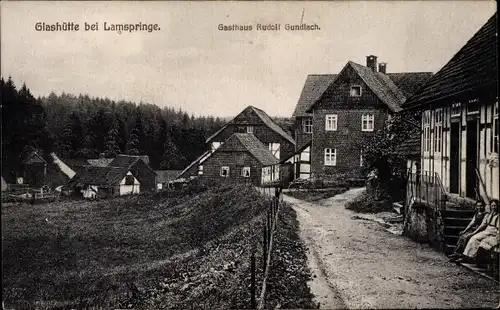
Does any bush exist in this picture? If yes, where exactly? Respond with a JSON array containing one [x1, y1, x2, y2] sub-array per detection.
[[345, 190, 393, 213]]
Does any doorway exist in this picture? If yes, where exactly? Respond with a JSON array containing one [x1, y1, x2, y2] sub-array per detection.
[[465, 119, 478, 199], [450, 122, 460, 194]]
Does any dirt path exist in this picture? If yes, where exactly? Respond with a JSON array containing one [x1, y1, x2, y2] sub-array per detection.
[[284, 188, 499, 309]]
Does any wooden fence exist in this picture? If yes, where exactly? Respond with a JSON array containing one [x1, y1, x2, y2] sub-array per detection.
[[406, 171, 447, 211], [249, 192, 281, 309]]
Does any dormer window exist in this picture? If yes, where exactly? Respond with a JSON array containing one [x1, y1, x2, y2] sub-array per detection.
[[350, 85, 362, 97], [246, 126, 254, 134]]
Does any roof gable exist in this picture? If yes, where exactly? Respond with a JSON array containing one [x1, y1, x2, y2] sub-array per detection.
[[21, 151, 47, 165], [206, 106, 295, 145], [216, 133, 279, 166], [108, 154, 150, 168], [403, 13, 497, 108], [292, 74, 337, 117]]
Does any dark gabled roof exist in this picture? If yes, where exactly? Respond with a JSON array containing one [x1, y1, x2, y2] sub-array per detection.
[[59, 158, 89, 173], [206, 106, 295, 145], [222, 133, 280, 166], [155, 170, 182, 183], [108, 154, 150, 168], [387, 72, 434, 98], [68, 166, 131, 187], [280, 140, 312, 164], [87, 158, 114, 167], [393, 129, 421, 158], [349, 61, 407, 112], [293, 74, 337, 117], [21, 151, 47, 165], [403, 13, 497, 109], [306, 62, 433, 113]]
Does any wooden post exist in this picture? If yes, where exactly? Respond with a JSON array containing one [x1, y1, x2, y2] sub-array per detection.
[[251, 251, 256, 309], [263, 225, 268, 272]]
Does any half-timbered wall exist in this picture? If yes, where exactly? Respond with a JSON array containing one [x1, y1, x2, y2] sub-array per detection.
[[420, 96, 499, 200]]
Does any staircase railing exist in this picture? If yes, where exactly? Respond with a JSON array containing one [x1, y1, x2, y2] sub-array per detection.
[[406, 170, 447, 211]]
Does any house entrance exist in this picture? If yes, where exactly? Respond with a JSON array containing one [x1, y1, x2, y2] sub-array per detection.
[[450, 122, 460, 194], [465, 119, 478, 199]]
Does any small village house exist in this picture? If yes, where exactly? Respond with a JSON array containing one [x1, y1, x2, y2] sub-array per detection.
[[178, 105, 294, 180], [198, 133, 280, 186], [21, 150, 48, 187], [67, 165, 140, 199], [108, 154, 158, 192], [303, 57, 432, 181], [403, 13, 498, 202]]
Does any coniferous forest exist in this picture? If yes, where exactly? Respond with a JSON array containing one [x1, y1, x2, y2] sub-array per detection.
[[1, 76, 229, 181]]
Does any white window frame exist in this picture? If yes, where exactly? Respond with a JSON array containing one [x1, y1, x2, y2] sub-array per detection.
[[423, 110, 431, 152], [434, 108, 443, 153], [467, 99, 480, 115], [198, 165, 204, 175], [241, 166, 251, 178], [302, 118, 313, 134], [220, 166, 230, 177], [324, 148, 337, 166], [361, 114, 374, 132], [350, 85, 362, 97], [493, 100, 499, 154], [325, 114, 338, 131], [246, 126, 254, 134], [451, 102, 461, 117]]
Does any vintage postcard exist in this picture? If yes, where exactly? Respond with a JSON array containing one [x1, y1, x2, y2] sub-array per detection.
[[1, 1, 498, 309]]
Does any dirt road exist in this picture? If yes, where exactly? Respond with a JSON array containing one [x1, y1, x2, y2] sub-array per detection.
[[284, 188, 499, 309]]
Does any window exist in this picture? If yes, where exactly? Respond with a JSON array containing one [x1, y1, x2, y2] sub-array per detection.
[[467, 99, 479, 114], [361, 114, 374, 131], [325, 114, 338, 131], [220, 166, 229, 177], [324, 148, 337, 166], [302, 118, 313, 133], [246, 126, 254, 134], [451, 102, 461, 117], [125, 174, 134, 185], [241, 166, 251, 177], [198, 165, 204, 175], [434, 109, 443, 153], [268, 143, 280, 159], [492, 100, 499, 154], [350, 85, 362, 97], [212, 142, 221, 152], [423, 110, 431, 152]]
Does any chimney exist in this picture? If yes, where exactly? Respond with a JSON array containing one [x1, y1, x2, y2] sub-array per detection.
[[378, 62, 387, 74], [366, 55, 378, 71]]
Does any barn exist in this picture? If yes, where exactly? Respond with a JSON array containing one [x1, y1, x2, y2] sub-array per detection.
[[67, 166, 140, 199]]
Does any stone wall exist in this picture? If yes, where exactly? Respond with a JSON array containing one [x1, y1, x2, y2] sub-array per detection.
[[403, 199, 444, 250]]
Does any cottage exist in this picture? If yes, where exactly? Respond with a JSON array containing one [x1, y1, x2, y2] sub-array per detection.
[[199, 133, 280, 186], [304, 57, 432, 180], [403, 13, 498, 202], [21, 150, 48, 187], [178, 105, 294, 181], [68, 165, 140, 199], [108, 154, 157, 192]]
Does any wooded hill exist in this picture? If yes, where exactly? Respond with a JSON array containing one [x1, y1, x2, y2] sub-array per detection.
[[1, 76, 294, 182]]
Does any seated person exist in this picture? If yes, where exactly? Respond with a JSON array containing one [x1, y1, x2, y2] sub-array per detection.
[[458, 200, 499, 263], [449, 200, 486, 260]]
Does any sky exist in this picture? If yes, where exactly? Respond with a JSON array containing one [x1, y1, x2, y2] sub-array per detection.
[[1, 1, 496, 117]]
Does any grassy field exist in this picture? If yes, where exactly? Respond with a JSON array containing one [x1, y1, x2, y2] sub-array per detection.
[[2, 183, 316, 309]]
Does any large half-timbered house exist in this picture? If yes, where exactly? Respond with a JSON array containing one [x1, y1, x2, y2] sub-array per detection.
[[403, 13, 498, 201]]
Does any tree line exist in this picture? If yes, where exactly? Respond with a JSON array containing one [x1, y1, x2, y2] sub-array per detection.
[[1, 76, 228, 181]]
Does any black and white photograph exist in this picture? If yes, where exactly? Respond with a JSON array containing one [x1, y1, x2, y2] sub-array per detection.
[[1, 1, 498, 309]]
